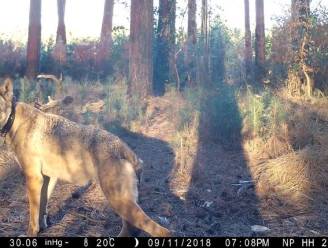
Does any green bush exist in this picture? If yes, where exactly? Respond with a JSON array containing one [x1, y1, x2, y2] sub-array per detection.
[[241, 86, 287, 139], [203, 85, 242, 147]]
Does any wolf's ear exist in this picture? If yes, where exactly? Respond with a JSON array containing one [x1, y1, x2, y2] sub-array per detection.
[[0, 78, 13, 100]]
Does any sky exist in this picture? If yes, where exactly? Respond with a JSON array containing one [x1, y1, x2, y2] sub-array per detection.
[[0, 0, 327, 42]]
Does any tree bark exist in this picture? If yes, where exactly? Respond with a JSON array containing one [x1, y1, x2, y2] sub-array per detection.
[[290, 0, 313, 96], [244, 0, 252, 79], [26, 0, 42, 79], [200, 0, 209, 84], [53, 0, 67, 65], [255, 0, 265, 81], [129, 0, 153, 98], [185, 0, 197, 86], [56, 0, 66, 45], [154, 0, 176, 96], [97, 0, 114, 67]]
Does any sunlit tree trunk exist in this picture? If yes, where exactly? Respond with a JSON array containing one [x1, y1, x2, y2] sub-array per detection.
[[129, 0, 153, 98], [255, 0, 265, 81], [53, 0, 67, 66], [185, 0, 197, 86], [56, 0, 66, 45], [154, 0, 176, 96], [26, 0, 41, 79], [96, 0, 114, 67], [290, 0, 313, 96], [244, 0, 252, 80]]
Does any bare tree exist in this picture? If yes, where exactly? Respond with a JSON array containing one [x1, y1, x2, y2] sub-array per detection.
[[244, 0, 252, 80], [26, 0, 42, 79], [154, 0, 176, 96], [255, 0, 265, 81], [129, 0, 154, 98], [96, 0, 114, 67]]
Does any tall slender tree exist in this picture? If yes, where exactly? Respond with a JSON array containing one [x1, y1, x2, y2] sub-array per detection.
[[56, 0, 66, 45], [185, 0, 197, 86], [200, 0, 209, 84], [26, 0, 42, 79], [53, 0, 67, 66], [255, 0, 265, 81], [244, 0, 252, 79], [96, 0, 114, 67], [129, 0, 154, 98], [154, 0, 176, 96], [290, 0, 313, 96]]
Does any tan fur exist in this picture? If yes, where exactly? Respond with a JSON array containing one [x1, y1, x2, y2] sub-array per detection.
[[0, 79, 170, 237]]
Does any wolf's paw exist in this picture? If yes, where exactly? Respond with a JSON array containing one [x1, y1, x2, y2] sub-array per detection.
[[39, 215, 48, 231]]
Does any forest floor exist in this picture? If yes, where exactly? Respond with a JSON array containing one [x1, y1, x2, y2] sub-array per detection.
[[0, 95, 327, 237]]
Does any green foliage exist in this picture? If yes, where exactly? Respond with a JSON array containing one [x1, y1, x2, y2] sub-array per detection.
[[270, 7, 328, 91], [175, 84, 243, 149], [105, 78, 145, 126], [201, 85, 242, 147], [175, 87, 202, 131], [241, 86, 287, 139], [0, 39, 26, 77], [16, 78, 37, 103], [243, 86, 266, 136], [209, 18, 227, 84]]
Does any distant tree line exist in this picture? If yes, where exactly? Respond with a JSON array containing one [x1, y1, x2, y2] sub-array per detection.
[[0, 0, 327, 98]]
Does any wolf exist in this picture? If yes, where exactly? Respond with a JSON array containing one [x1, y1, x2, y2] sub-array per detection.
[[0, 79, 170, 237]]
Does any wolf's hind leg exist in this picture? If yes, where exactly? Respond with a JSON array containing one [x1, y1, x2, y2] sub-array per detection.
[[39, 175, 57, 231], [98, 159, 170, 237], [118, 220, 141, 237]]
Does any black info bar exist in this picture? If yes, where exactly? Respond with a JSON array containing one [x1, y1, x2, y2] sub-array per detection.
[[0, 237, 326, 248]]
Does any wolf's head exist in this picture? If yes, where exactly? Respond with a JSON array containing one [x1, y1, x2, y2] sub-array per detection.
[[0, 78, 14, 130]]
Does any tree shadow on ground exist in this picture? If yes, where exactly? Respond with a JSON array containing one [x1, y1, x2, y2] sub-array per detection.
[[185, 85, 264, 236]]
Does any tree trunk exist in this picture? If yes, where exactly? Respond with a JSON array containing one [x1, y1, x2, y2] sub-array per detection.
[[154, 0, 176, 96], [97, 0, 114, 67], [185, 0, 197, 87], [26, 0, 42, 79], [53, 0, 67, 66], [255, 0, 265, 81], [244, 0, 252, 80], [200, 0, 209, 84], [129, 0, 153, 98], [290, 0, 313, 96], [291, 0, 310, 53], [56, 0, 66, 45]]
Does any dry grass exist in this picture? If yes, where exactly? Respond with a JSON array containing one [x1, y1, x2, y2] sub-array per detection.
[[243, 88, 328, 217], [251, 145, 328, 214], [3, 78, 328, 234], [169, 113, 200, 199]]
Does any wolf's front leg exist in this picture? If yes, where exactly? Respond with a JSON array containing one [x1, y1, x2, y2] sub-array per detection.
[[26, 174, 44, 237]]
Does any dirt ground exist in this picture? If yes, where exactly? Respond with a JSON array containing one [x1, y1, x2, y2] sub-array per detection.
[[0, 98, 327, 237]]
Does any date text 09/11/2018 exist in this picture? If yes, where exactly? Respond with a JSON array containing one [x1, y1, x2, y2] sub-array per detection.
[[4, 237, 328, 248]]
